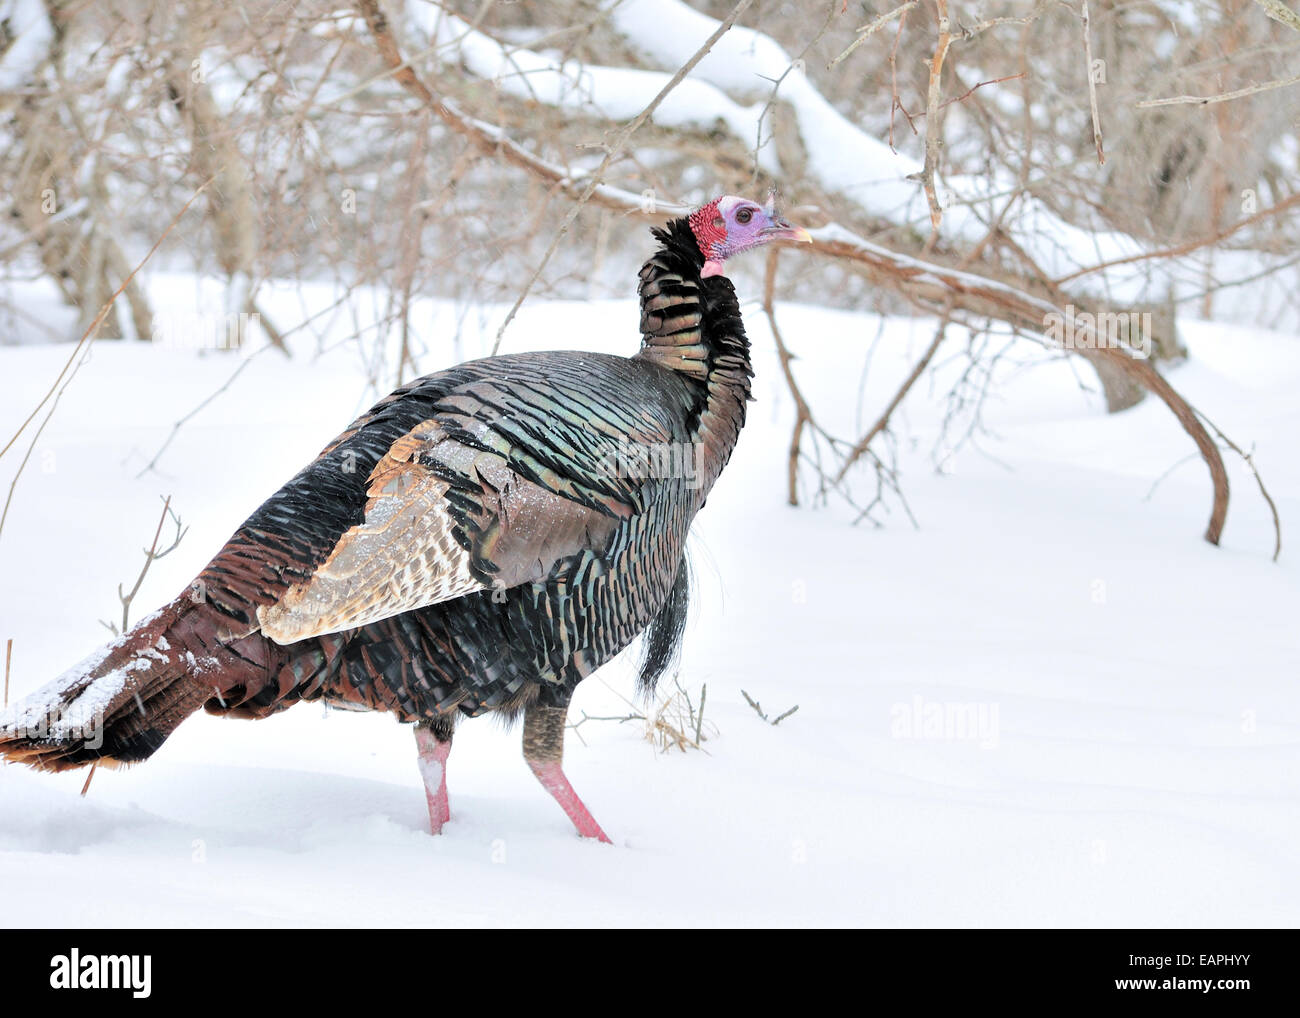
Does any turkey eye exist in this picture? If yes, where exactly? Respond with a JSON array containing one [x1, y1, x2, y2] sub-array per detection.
[[736, 208, 753, 224]]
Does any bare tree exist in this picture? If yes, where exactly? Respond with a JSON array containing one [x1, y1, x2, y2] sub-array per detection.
[[1, 0, 1292, 553]]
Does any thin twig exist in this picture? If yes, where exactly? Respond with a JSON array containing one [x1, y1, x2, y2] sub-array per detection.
[[568, 676, 714, 753], [136, 350, 268, 478], [741, 689, 799, 726], [763, 248, 813, 505], [922, 0, 953, 235], [834, 314, 950, 485], [1194, 413, 1283, 562], [752, 2, 839, 183], [109, 496, 188, 634], [1143, 452, 1200, 502], [887, 5, 916, 149], [0, 180, 213, 542], [1137, 71, 1300, 107], [1080, 0, 1105, 164], [952, 0, 1051, 40], [929, 72, 1027, 113], [827, 1, 917, 69], [825, 207, 1004, 492], [1054, 192, 1300, 286], [803, 226, 1231, 545]]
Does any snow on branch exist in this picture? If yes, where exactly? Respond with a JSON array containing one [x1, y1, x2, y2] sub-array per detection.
[[409, 2, 779, 173], [356, 0, 690, 216], [609, 0, 1297, 326]]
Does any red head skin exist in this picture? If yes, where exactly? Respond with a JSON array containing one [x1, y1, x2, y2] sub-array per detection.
[[687, 195, 812, 277]]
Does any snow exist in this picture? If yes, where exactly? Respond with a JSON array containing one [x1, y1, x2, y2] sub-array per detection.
[[417, 758, 444, 790], [615, 0, 921, 210], [414, 6, 779, 173], [0, 0, 53, 91], [0, 270, 1297, 927]]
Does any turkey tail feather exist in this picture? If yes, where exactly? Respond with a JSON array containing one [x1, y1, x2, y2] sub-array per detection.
[[637, 553, 691, 696], [0, 594, 212, 771]]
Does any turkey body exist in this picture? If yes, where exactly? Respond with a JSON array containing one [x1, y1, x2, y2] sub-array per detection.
[[210, 348, 727, 726], [0, 210, 778, 840]]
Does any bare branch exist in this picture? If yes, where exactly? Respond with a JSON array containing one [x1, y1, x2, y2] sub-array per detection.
[[805, 223, 1232, 545], [136, 349, 270, 479], [922, 0, 954, 235], [1256, 0, 1300, 33], [568, 677, 714, 753], [109, 496, 189, 634], [827, 1, 917, 69], [953, 0, 1051, 40], [933, 72, 1027, 112], [763, 248, 815, 506], [888, 4, 917, 150], [741, 689, 800, 726], [1137, 72, 1300, 108], [1194, 414, 1284, 562], [833, 315, 949, 485], [1080, 0, 1105, 164], [352, 0, 691, 217], [1055, 191, 1300, 286]]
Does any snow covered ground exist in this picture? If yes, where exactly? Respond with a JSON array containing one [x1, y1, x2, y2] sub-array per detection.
[[0, 273, 1296, 927]]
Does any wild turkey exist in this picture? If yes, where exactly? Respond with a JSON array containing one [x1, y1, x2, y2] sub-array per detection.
[[0, 195, 810, 841]]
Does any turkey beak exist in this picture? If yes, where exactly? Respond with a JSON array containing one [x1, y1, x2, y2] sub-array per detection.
[[761, 216, 813, 244]]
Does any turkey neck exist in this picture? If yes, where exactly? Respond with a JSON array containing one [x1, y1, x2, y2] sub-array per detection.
[[634, 217, 754, 493]]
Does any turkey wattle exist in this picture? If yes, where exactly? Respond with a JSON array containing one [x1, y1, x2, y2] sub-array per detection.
[[0, 195, 811, 842]]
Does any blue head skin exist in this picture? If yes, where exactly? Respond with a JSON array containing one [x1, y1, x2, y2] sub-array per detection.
[[688, 195, 812, 277]]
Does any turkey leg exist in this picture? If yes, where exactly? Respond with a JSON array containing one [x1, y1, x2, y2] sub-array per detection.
[[414, 722, 452, 835], [522, 701, 612, 843]]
